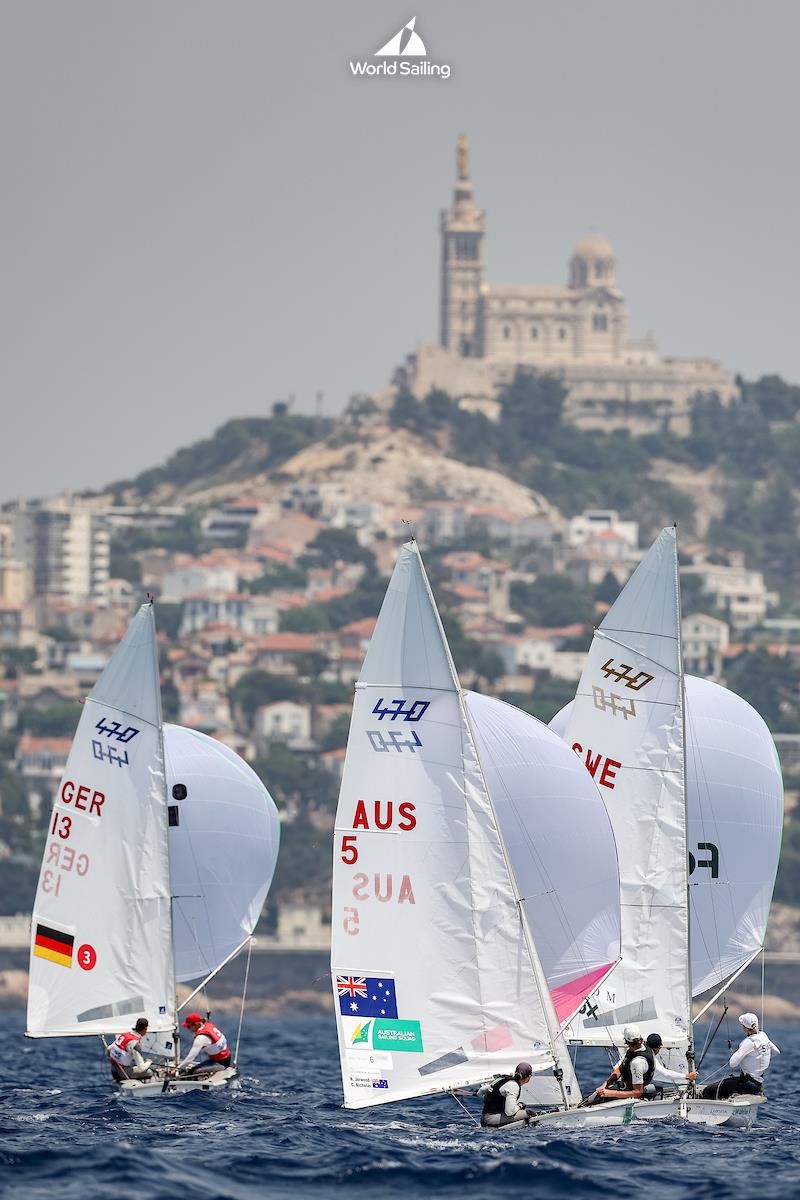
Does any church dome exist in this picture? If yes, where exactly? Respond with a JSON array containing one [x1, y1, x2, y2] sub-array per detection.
[[572, 233, 615, 260], [569, 233, 617, 289]]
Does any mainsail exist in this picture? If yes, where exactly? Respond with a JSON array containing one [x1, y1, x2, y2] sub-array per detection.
[[558, 527, 690, 1047], [464, 691, 620, 1023], [27, 602, 175, 1037], [164, 725, 281, 983], [331, 542, 578, 1108]]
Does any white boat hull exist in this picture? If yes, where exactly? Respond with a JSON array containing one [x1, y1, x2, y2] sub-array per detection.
[[528, 1091, 765, 1130], [679, 1093, 765, 1128], [118, 1066, 239, 1098], [530, 1096, 675, 1129]]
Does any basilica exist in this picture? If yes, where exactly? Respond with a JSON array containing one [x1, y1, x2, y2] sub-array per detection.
[[401, 137, 736, 434]]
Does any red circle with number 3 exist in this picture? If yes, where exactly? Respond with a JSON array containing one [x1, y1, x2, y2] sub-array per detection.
[[77, 944, 97, 971]]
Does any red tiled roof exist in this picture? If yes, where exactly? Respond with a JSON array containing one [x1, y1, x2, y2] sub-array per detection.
[[257, 633, 318, 652], [18, 735, 73, 754]]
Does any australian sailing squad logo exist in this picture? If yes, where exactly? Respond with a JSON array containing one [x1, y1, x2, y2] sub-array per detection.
[[349, 16, 451, 80]]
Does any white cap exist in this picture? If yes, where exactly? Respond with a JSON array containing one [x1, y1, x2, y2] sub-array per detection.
[[622, 1024, 642, 1043], [739, 1013, 758, 1031]]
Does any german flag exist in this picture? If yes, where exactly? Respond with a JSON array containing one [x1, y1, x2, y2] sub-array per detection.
[[33, 923, 74, 969]]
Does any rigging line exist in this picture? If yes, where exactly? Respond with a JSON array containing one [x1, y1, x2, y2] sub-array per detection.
[[697, 1002, 728, 1069], [233, 937, 253, 1067], [761, 946, 765, 1030], [449, 1088, 481, 1128]]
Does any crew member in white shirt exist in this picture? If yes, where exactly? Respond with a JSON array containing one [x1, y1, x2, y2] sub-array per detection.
[[645, 1033, 698, 1090], [701, 1013, 779, 1100], [478, 1062, 533, 1127]]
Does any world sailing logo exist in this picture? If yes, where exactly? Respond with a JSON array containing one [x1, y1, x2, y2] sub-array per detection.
[[349, 15, 451, 79], [375, 15, 426, 56]]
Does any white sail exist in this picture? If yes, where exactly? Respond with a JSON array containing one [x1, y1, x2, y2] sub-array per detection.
[[27, 603, 175, 1037], [164, 725, 280, 982], [331, 542, 577, 1109], [464, 691, 620, 1024], [551, 676, 783, 999], [683, 676, 782, 993], [559, 527, 690, 1047]]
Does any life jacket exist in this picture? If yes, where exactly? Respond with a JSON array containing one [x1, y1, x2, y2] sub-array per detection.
[[482, 1074, 517, 1116], [109, 1031, 140, 1067], [619, 1045, 655, 1089], [195, 1021, 229, 1061]]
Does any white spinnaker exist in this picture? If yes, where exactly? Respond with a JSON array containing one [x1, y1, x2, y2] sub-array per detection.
[[685, 678, 783, 993], [331, 542, 578, 1109], [164, 725, 281, 982], [464, 691, 620, 1024], [551, 677, 783, 998], [559, 527, 690, 1047], [27, 603, 175, 1037]]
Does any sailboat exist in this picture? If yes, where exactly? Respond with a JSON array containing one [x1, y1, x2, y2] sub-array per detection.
[[549, 526, 783, 1127], [25, 600, 280, 1096], [331, 539, 643, 1125]]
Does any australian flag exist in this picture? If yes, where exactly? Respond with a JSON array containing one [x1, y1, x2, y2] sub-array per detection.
[[336, 975, 398, 1019]]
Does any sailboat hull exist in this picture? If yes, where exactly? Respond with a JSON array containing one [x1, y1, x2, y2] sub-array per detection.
[[528, 1092, 764, 1129], [529, 1096, 676, 1129], [117, 1066, 240, 1098], [679, 1093, 765, 1128]]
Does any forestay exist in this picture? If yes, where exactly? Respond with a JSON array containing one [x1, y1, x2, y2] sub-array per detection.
[[464, 691, 620, 1024], [559, 527, 690, 1047], [165, 725, 281, 982], [551, 679, 783, 1001], [27, 603, 175, 1038], [331, 542, 577, 1109]]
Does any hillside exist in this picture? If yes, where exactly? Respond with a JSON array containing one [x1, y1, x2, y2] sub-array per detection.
[[103, 370, 800, 604]]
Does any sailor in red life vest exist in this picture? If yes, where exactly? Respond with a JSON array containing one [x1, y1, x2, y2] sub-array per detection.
[[177, 1012, 232, 1074], [108, 1017, 153, 1083]]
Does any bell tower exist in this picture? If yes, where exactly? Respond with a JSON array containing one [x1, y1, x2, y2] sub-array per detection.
[[440, 134, 486, 357]]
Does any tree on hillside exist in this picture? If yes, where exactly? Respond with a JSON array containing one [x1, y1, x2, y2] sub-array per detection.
[[725, 650, 800, 732], [17, 704, 80, 738], [230, 671, 302, 725], [303, 527, 375, 568], [743, 375, 800, 423], [510, 575, 594, 627]]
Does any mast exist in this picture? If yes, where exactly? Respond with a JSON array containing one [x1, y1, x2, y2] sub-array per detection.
[[415, 541, 571, 1107], [673, 528, 694, 1068], [151, 596, 180, 1070]]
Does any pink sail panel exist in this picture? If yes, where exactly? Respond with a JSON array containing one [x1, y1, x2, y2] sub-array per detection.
[[551, 963, 615, 1023]]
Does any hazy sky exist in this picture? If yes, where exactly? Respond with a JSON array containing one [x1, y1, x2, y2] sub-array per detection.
[[2, 1, 798, 503]]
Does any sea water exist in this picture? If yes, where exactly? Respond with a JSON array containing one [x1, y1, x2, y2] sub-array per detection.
[[1, 1012, 798, 1199]]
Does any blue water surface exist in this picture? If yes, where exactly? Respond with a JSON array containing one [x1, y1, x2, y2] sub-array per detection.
[[1, 1012, 797, 1200]]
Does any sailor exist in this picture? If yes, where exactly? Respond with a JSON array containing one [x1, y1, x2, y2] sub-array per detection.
[[177, 1012, 232, 1074], [477, 1062, 533, 1127], [108, 1017, 153, 1083], [587, 1025, 655, 1104], [644, 1033, 698, 1093], [700, 1013, 780, 1100]]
